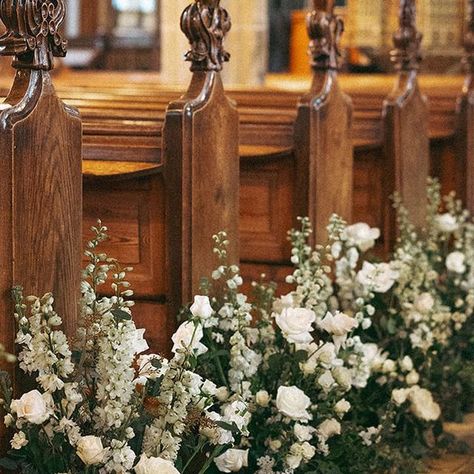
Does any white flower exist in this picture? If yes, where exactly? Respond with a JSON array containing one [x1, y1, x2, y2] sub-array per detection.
[[406, 370, 420, 385], [400, 356, 414, 372], [318, 311, 358, 350], [414, 293, 435, 314], [215, 386, 230, 402], [446, 252, 466, 274], [317, 370, 335, 392], [201, 412, 234, 445], [215, 449, 249, 473], [135, 455, 180, 474], [276, 386, 312, 421], [343, 223, 380, 252], [435, 213, 459, 233], [357, 262, 399, 293], [409, 386, 441, 421], [318, 419, 341, 439], [190, 296, 214, 320], [382, 359, 396, 374], [256, 390, 270, 407], [272, 293, 298, 313], [11, 431, 28, 450], [275, 307, 316, 345], [362, 343, 388, 371], [11, 390, 50, 425], [171, 321, 207, 355], [392, 388, 410, 406], [76, 436, 106, 466], [222, 400, 250, 431], [334, 399, 351, 416], [294, 423, 316, 442], [333, 367, 352, 390]]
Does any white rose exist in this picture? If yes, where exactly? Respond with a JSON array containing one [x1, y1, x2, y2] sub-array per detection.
[[435, 213, 459, 233], [76, 436, 106, 466], [318, 311, 358, 351], [268, 439, 282, 451], [446, 251, 466, 274], [357, 262, 399, 293], [406, 370, 420, 385], [171, 321, 207, 355], [408, 386, 441, 421], [333, 367, 352, 390], [135, 455, 180, 474], [317, 370, 335, 392], [334, 399, 351, 416], [294, 423, 316, 442], [276, 386, 312, 421], [343, 223, 381, 252], [318, 418, 341, 439], [391, 388, 409, 406], [255, 390, 270, 407], [275, 308, 316, 345], [11, 431, 28, 450], [414, 293, 435, 314], [190, 295, 214, 320], [300, 441, 316, 460], [214, 449, 249, 473], [10, 390, 50, 425], [286, 454, 302, 470], [382, 359, 396, 374], [400, 356, 414, 372], [362, 343, 388, 371]]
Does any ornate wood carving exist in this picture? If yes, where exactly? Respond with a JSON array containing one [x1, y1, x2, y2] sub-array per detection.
[[164, 0, 239, 315], [0, 2, 82, 450], [382, 0, 429, 245], [457, 0, 474, 212], [294, 0, 353, 244]]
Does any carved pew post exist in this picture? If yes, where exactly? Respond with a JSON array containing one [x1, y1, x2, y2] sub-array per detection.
[[0, 0, 82, 447], [294, 0, 353, 244], [456, 0, 474, 212], [163, 0, 239, 314], [382, 0, 430, 244]]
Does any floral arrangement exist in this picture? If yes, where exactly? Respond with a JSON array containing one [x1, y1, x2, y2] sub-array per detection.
[[1, 178, 474, 473], [0, 223, 244, 474]]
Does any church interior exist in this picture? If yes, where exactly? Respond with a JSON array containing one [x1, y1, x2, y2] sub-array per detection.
[[0, 0, 473, 472]]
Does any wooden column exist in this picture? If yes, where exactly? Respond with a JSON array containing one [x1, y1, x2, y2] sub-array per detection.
[[294, 0, 353, 244], [456, 0, 474, 212], [163, 0, 239, 313], [0, 0, 82, 448], [382, 0, 429, 240]]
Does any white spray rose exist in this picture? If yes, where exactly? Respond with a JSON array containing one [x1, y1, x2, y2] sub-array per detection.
[[334, 399, 351, 416], [171, 321, 207, 355], [318, 418, 341, 439], [318, 370, 335, 392], [11, 431, 28, 450], [357, 262, 399, 293], [362, 343, 388, 371], [435, 213, 459, 233], [343, 223, 381, 252], [406, 370, 420, 385], [333, 367, 352, 390], [414, 293, 435, 313], [294, 423, 316, 442], [190, 295, 214, 320], [276, 386, 312, 421], [76, 436, 106, 466], [275, 307, 316, 345], [446, 251, 466, 274], [255, 390, 270, 407], [409, 386, 441, 421], [391, 388, 410, 406], [135, 455, 180, 474], [10, 390, 50, 425], [318, 311, 358, 351], [214, 449, 249, 473]]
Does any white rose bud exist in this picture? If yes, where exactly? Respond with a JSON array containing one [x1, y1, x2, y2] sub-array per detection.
[[382, 359, 396, 374], [190, 295, 214, 320], [76, 436, 106, 466], [255, 390, 270, 407], [10, 390, 50, 425], [334, 399, 351, 416], [214, 449, 249, 473], [333, 367, 352, 390], [406, 370, 420, 386], [135, 455, 180, 474], [391, 388, 409, 406], [268, 439, 282, 451], [400, 356, 414, 373]]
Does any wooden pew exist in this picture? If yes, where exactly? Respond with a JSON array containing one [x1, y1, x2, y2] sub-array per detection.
[[0, 0, 82, 450], [382, 0, 430, 245]]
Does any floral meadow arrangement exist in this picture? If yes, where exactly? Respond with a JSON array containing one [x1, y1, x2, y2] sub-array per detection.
[[1, 178, 474, 473]]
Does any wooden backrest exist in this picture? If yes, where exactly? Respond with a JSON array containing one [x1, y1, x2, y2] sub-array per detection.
[[457, 0, 474, 212], [294, 0, 353, 243], [163, 0, 240, 314], [382, 0, 430, 245], [0, 0, 82, 448]]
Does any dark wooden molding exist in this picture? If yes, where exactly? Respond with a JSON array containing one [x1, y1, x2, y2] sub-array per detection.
[[457, 0, 474, 212], [0, 4, 82, 452], [382, 0, 429, 245], [294, 0, 353, 244], [164, 0, 239, 316]]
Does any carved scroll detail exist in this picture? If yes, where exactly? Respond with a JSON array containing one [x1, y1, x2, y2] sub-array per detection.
[[0, 0, 67, 70], [181, 0, 231, 72], [464, 0, 474, 76], [307, 0, 343, 71], [391, 0, 423, 71]]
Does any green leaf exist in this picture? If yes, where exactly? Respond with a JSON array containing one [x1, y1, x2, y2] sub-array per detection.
[[215, 420, 240, 433], [112, 309, 132, 322], [0, 458, 19, 470]]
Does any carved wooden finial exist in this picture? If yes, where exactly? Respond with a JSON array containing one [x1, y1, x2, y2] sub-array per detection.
[[464, 0, 474, 74], [181, 0, 231, 72], [307, 0, 344, 71], [0, 0, 67, 71], [391, 0, 423, 71]]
